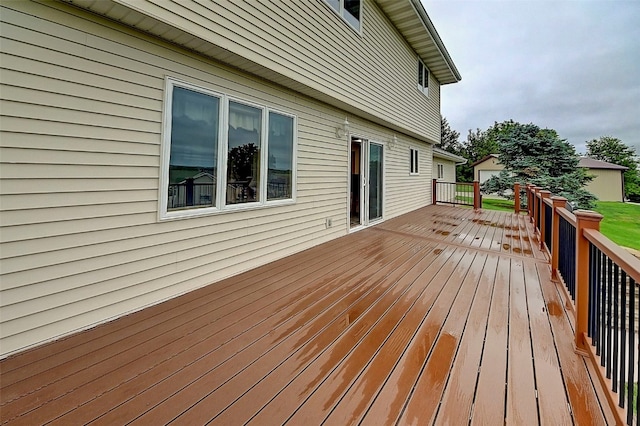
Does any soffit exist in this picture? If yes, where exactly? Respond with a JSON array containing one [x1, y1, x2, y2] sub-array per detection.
[[374, 0, 461, 84]]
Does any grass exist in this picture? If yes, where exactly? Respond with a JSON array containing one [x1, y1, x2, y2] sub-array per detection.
[[593, 201, 640, 251], [480, 197, 517, 212], [624, 382, 637, 415]]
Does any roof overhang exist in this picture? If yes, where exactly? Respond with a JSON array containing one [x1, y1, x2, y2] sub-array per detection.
[[374, 0, 461, 84], [433, 147, 467, 165], [62, 0, 459, 142]]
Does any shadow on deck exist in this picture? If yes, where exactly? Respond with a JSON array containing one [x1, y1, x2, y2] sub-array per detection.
[[0, 205, 614, 425]]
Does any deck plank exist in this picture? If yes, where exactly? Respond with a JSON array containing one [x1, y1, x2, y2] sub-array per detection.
[[470, 256, 511, 425], [505, 258, 538, 424], [46, 234, 411, 425], [3, 233, 389, 423], [398, 252, 487, 425], [207, 247, 463, 425], [84, 235, 420, 425], [432, 253, 499, 424], [0, 205, 616, 425], [535, 261, 610, 425], [524, 259, 573, 424]]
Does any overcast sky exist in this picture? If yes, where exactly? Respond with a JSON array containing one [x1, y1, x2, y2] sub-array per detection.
[[423, 0, 640, 155]]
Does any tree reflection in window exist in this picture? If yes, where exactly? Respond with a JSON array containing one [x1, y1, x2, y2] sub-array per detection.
[[227, 101, 261, 204]]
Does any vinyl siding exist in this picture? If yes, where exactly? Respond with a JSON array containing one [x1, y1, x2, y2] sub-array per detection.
[[584, 169, 625, 202], [0, 1, 435, 356], [69, 0, 442, 144]]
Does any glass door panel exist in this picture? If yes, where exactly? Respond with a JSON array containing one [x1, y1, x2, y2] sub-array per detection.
[[368, 143, 383, 221]]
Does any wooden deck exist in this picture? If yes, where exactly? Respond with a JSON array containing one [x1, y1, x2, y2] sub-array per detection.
[[0, 205, 615, 425]]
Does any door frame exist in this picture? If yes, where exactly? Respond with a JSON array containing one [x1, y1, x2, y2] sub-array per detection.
[[348, 135, 385, 232]]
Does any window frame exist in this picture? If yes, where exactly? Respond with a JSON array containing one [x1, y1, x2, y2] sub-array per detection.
[[418, 59, 429, 97], [410, 147, 419, 175], [160, 77, 297, 221], [437, 163, 444, 180], [323, 0, 362, 33]]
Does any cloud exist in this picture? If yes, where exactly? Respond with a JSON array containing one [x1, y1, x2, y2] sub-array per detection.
[[425, 0, 640, 155]]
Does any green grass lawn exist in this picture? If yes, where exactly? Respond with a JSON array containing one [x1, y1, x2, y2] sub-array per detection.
[[593, 201, 640, 251], [478, 198, 640, 250], [480, 197, 517, 212]]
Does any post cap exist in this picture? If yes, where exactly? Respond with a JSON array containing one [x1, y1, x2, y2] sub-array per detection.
[[574, 209, 604, 222]]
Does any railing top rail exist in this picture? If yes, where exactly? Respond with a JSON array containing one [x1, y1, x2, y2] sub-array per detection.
[[557, 207, 576, 226], [437, 181, 473, 186], [583, 228, 640, 283], [543, 197, 553, 207]]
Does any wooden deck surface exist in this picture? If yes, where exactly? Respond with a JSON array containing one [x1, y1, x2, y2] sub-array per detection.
[[0, 205, 615, 425]]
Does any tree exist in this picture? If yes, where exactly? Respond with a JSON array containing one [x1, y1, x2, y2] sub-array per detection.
[[482, 120, 597, 208], [453, 127, 500, 182], [438, 116, 462, 154], [586, 136, 640, 202]]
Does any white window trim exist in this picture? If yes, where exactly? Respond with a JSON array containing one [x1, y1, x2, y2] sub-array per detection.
[[437, 163, 444, 180], [159, 77, 297, 221], [322, 0, 363, 34], [410, 147, 419, 175], [418, 59, 429, 97]]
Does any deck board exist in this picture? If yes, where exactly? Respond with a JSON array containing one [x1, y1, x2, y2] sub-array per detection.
[[0, 205, 615, 425]]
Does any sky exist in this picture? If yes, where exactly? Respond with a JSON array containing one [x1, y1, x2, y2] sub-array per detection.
[[423, 0, 640, 155]]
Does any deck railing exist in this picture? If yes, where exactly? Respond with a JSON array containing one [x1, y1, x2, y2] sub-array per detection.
[[432, 180, 481, 209], [521, 183, 640, 425]]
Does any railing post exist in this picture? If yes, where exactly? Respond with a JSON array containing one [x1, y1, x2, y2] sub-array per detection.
[[527, 184, 534, 221], [539, 190, 551, 250], [550, 196, 567, 280], [473, 181, 481, 210], [574, 210, 604, 355], [532, 186, 541, 235], [514, 182, 521, 214], [432, 179, 437, 205]]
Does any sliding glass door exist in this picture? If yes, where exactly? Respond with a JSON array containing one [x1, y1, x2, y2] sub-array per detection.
[[350, 137, 383, 229]]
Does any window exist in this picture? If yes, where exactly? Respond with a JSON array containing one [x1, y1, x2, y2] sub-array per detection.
[[437, 163, 444, 179], [410, 148, 419, 175], [267, 112, 294, 200], [161, 79, 296, 219], [324, 0, 361, 31], [167, 86, 220, 212], [227, 101, 262, 205], [418, 60, 429, 96]]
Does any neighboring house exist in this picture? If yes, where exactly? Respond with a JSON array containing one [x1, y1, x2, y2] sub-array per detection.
[[0, 1, 460, 357], [433, 147, 467, 182], [472, 154, 502, 183], [578, 157, 628, 202]]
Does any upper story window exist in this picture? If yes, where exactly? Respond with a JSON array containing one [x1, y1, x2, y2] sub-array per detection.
[[418, 60, 429, 96], [410, 148, 419, 175], [161, 78, 296, 219], [325, 0, 362, 31]]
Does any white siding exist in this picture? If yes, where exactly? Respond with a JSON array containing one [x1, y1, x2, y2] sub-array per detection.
[[0, 1, 436, 357]]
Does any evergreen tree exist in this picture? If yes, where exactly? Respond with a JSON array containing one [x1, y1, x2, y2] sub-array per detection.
[[482, 120, 596, 208]]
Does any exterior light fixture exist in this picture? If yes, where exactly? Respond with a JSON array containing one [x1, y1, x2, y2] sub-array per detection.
[[389, 134, 398, 149], [336, 117, 350, 138]]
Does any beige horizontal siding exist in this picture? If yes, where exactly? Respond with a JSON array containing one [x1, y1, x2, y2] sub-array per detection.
[[72, 0, 442, 143], [0, 0, 437, 357]]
